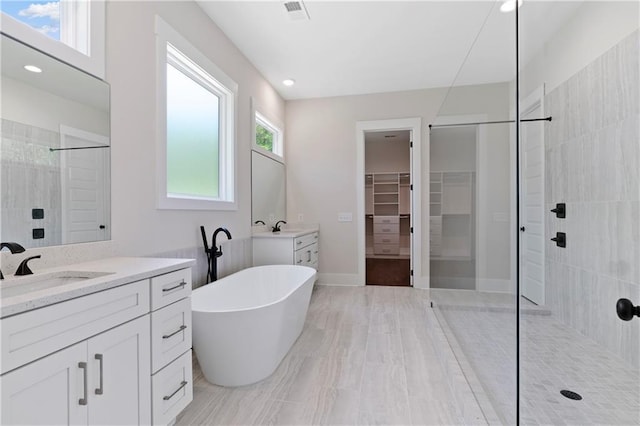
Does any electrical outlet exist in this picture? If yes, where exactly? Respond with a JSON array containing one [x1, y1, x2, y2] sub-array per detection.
[[338, 212, 353, 222], [298, 213, 304, 222]]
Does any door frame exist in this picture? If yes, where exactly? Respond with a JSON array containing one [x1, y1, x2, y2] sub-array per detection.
[[519, 85, 546, 304], [356, 118, 422, 288]]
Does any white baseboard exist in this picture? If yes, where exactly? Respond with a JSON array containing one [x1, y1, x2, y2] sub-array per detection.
[[477, 278, 512, 293], [317, 273, 362, 286]]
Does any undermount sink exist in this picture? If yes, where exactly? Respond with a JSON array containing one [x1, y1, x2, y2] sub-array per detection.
[[0, 271, 114, 298]]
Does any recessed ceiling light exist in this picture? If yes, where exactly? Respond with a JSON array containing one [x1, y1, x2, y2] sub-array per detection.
[[24, 65, 42, 73], [282, 79, 295, 86], [500, 0, 523, 13]]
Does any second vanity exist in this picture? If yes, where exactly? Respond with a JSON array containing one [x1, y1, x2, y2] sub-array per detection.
[[0, 257, 195, 425], [253, 228, 319, 269]]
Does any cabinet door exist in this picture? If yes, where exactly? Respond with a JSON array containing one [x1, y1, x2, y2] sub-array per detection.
[[87, 316, 151, 425], [1, 342, 88, 425]]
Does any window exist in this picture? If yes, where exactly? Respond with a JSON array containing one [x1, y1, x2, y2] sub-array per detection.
[[255, 112, 284, 158], [0, 0, 104, 78], [252, 99, 284, 162], [156, 17, 237, 210]]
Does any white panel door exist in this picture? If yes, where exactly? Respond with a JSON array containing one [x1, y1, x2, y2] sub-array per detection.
[[60, 127, 109, 244], [87, 316, 151, 426], [520, 100, 545, 305], [0, 342, 88, 425]]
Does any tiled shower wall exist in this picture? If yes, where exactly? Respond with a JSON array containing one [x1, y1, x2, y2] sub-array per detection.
[[544, 31, 639, 366], [1, 119, 63, 247]]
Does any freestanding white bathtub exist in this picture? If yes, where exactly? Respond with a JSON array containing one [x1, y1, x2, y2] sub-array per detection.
[[191, 265, 316, 387]]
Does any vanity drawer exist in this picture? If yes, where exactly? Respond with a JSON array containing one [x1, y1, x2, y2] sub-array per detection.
[[151, 298, 192, 374], [294, 232, 318, 250], [373, 216, 399, 224], [374, 244, 400, 255], [373, 223, 399, 234], [295, 242, 318, 266], [374, 234, 399, 245], [151, 268, 192, 311], [1, 279, 150, 374], [152, 349, 193, 426]]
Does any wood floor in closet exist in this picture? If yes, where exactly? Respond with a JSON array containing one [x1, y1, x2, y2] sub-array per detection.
[[366, 258, 411, 286]]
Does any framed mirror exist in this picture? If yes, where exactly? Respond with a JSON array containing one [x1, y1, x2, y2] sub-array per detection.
[[251, 150, 285, 227], [1, 34, 110, 249]]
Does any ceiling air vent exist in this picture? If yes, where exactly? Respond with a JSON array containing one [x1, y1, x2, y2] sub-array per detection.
[[283, 1, 310, 21]]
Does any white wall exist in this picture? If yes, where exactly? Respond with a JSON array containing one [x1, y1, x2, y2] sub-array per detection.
[[1, 76, 109, 135], [365, 138, 410, 173], [286, 83, 512, 285], [2, 1, 285, 278], [106, 1, 284, 257]]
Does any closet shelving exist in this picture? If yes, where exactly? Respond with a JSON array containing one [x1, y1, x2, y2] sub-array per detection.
[[365, 172, 411, 259], [429, 171, 473, 260]]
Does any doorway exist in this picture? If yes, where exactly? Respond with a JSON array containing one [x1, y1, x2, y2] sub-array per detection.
[[356, 117, 422, 288], [364, 130, 411, 286]]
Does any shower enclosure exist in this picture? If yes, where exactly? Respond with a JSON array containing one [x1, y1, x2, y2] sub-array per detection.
[[429, 1, 639, 424]]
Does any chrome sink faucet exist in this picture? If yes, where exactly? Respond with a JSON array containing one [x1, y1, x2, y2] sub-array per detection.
[[0, 242, 26, 280]]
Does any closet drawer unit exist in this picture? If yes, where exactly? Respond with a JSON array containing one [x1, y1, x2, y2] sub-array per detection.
[[374, 244, 400, 255], [373, 223, 399, 234], [1, 279, 150, 374], [294, 232, 318, 250], [151, 298, 192, 373], [295, 242, 318, 267], [430, 244, 442, 256], [373, 216, 399, 224], [374, 234, 400, 245], [152, 349, 193, 426], [151, 268, 192, 311]]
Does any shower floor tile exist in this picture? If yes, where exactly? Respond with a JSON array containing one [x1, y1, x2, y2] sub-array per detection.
[[433, 290, 640, 426], [177, 285, 485, 425]]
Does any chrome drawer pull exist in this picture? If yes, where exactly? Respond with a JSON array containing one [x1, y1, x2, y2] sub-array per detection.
[[297, 259, 302, 264], [95, 354, 104, 395], [163, 325, 187, 339], [163, 381, 188, 401], [78, 362, 88, 406], [163, 281, 187, 292], [297, 241, 302, 245]]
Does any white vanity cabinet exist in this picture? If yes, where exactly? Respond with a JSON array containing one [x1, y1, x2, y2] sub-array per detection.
[[0, 258, 194, 426], [253, 230, 319, 269]]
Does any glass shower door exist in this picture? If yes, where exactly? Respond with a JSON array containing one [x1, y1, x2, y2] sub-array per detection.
[[518, 1, 640, 424]]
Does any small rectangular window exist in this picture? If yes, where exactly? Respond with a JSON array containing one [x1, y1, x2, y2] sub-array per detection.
[[156, 17, 237, 210], [255, 111, 283, 159], [0, 0, 104, 77]]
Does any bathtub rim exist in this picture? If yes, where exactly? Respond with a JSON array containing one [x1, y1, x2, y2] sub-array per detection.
[[191, 265, 316, 314]]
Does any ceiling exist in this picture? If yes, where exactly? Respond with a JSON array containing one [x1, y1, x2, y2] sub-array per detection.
[[198, 1, 583, 100], [1, 34, 109, 111]]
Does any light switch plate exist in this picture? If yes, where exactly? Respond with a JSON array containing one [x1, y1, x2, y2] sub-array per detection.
[[338, 212, 353, 222]]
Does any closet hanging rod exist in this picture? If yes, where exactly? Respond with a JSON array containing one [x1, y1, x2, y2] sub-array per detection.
[[50, 145, 110, 152], [429, 116, 551, 129]]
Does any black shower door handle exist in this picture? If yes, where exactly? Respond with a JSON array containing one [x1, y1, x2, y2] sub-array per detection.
[[616, 298, 640, 321]]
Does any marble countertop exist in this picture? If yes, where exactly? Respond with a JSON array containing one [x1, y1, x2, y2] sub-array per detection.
[[252, 226, 319, 239], [0, 257, 195, 318]]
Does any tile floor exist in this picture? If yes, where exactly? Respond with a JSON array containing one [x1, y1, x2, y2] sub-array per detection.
[[177, 285, 486, 425], [432, 290, 640, 426]]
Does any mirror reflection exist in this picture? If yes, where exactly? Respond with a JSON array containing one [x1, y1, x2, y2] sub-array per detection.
[[251, 150, 285, 227], [1, 34, 111, 249]]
